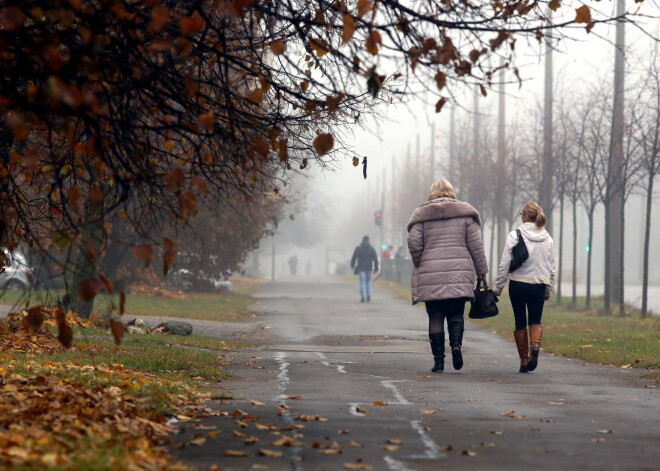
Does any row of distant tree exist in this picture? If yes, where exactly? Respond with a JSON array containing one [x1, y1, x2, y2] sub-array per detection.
[[386, 46, 660, 318]]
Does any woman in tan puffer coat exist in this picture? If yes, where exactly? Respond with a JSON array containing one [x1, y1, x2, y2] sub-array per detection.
[[407, 179, 489, 373]]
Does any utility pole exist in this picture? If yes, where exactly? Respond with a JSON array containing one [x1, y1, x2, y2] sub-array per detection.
[[606, 0, 626, 307], [449, 106, 456, 180], [540, 9, 554, 236]]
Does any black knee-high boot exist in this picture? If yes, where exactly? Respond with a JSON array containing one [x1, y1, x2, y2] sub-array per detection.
[[428, 332, 445, 373], [447, 321, 464, 370]]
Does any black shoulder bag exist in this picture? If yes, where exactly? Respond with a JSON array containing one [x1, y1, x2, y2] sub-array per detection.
[[509, 229, 529, 273], [469, 279, 499, 319]]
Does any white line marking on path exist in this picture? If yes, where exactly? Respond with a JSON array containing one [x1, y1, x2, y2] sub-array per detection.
[[384, 455, 417, 471], [381, 380, 411, 405], [409, 420, 446, 459], [315, 352, 357, 373], [273, 352, 304, 471]]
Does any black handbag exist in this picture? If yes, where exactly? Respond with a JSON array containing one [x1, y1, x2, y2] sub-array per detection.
[[509, 229, 529, 273], [468, 279, 499, 319]]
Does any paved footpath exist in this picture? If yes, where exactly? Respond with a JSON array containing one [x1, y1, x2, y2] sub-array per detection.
[[168, 276, 659, 471]]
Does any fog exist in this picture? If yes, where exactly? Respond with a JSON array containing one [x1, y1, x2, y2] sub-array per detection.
[[248, 10, 660, 311]]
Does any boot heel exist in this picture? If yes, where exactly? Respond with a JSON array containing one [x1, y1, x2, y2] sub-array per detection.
[[451, 348, 463, 370], [527, 346, 539, 371]]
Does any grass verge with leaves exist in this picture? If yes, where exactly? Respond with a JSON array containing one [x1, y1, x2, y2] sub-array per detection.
[[376, 279, 660, 380]]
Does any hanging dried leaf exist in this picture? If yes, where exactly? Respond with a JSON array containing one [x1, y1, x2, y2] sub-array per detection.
[[342, 14, 356, 43], [179, 15, 205, 35], [132, 244, 153, 267], [247, 88, 264, 104], [435, 97, 447, 113], [549, 0, 561, 11], [163, 238, 176, 275], [78, 278, 103, 301], [313, 133, 334, 156], [574, 5, 591, 24], [270, 39, 286, 55], [57, 322, 73, 348], [0, 6, 26, 30], [120, 291, 126, 315], [110, 319, 124, 345], [366, 30, 382, 56], [352, 157, 360, 166], [24, 307, 45, 331], [250, 136, 270, 158], [147, 5, 169, 33], [480, 84, 487, 97], [99, 273, 114, 295], [357, 0, 372, 17], [309, 39, 330, 57], [434, 72, 446, 91]]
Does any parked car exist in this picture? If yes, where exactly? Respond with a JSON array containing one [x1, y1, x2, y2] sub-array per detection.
[[0, 248, 33, 290]]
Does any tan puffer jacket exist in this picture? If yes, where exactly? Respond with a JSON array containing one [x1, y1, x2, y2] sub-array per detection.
[[407, 198, 489, 304]]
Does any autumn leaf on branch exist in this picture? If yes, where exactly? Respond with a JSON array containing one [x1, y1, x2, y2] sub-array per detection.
[[575, 5, 591, 24], [313, 133, 334, 156]]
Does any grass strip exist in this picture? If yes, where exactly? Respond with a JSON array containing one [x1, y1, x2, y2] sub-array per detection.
[[376, 279, 660, 380], [0, 277, 261, 322]]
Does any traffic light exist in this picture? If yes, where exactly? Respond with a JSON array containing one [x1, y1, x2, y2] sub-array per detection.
[[374, 210, 382, 226]]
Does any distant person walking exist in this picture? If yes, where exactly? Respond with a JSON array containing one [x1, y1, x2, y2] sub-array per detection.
[[407, 179, 488, 373], [351, 236, 379, 303], [288, 254, 298, 276], [495, 202, 555, 373]]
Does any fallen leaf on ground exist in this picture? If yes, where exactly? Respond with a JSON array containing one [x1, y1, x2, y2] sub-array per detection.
[[272, 436, 293, 447], [255, 423, 277, 430], [337, 429, 351, 434], [319, 449, 343, 454], [419, 409, 438, 414], [489, 430, 503, 435], [244, 436, 259, 445], [545, 401, 565, 405], [443, 445, 454, 451], [500, 410, 525, 419], [380, 445, 399, 451], [387, 439, 403, 445], [343, 464, 372, 470], [354, 407, 367, 414], [224, 449, 247, 457], [250, 400, 266, 406], [591, 438, 606, 442], [296, 415, 327, 422], [373, 401, 388, 406], [480, 442, 496, 447], [259, 448, 283, 457], [597, 430, 613, 434], [349, 440, 364, 447], [189, 437, 207, 446], [461, 450, 477, 456]]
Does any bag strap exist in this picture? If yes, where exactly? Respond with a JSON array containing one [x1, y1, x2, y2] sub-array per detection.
[[516, 229, 524, 242], [476, 278, 488, 291]]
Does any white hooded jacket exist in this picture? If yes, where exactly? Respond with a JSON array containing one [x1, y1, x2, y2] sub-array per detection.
[[495, 222, 556, 296]]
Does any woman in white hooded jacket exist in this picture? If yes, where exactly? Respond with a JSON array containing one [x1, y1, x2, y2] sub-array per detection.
[[495, 202, 555, 373]]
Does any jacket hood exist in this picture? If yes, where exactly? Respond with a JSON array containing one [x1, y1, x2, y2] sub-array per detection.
[[407, 198, 482, 232], [518, 222, 549, 242], [360, 240, 372, 248]]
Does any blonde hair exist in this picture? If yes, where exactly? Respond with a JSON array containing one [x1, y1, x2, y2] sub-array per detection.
[[428, 178, 456, 200], [522, 202, 547, 228]]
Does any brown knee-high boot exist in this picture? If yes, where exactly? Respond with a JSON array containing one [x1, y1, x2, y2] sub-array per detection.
[[527, 324, 544, 372], [513, 329, 529, 373]]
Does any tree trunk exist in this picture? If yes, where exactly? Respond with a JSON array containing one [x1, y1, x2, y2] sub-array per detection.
[[606, 0, 626, 308], [618, 194, 626, 316], [603, 199, 610, 312], [586, 210, 594, 308], [571, 199, 578, 307], [641, 172, 654, 318], [557, 192, 564, 303], [67, 190, 105, 319]]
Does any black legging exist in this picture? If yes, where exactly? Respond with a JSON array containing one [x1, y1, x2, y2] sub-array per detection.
[[508, 280, 546, 331], [425, 298, 467, 334]]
